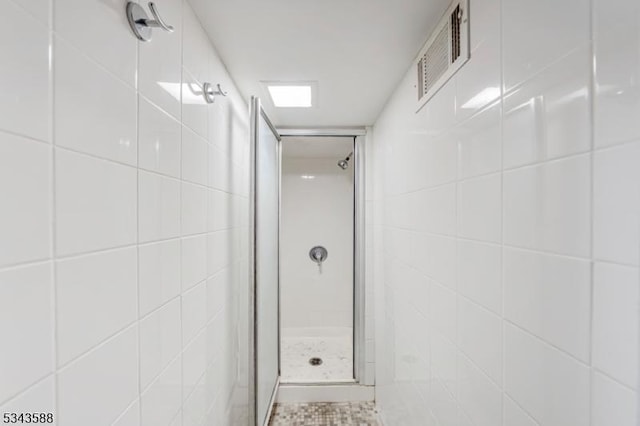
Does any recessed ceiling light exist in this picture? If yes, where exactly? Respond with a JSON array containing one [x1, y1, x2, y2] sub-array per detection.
[[267, 84, 313, 108]]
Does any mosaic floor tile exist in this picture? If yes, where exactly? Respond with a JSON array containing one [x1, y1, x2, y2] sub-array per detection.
[[268, 402, 380, 426]]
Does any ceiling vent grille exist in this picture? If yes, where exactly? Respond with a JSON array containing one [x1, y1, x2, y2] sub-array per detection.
[[416, 0, 469, 111]]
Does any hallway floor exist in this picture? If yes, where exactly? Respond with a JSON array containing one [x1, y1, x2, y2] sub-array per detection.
[[268, 402, 380, 426]]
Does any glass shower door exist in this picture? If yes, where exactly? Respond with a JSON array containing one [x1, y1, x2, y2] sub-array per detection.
[[250, 97, 280, 426]]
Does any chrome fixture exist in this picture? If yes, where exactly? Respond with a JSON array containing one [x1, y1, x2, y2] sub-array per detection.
[[337, 152, 353, 170], [309, 246, 328, 265], [126, 2, 174, 42], [203, 83, 228, 104]]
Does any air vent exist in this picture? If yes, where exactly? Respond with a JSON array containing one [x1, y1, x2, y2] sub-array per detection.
[[416, 0, 470, 111]]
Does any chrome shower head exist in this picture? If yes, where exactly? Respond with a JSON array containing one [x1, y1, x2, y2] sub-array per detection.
[[337, 152, 353, 170]]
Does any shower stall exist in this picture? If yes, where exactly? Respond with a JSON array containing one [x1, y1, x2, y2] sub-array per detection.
[[250, 98, 369, 423], [279, 137, 355, 383]]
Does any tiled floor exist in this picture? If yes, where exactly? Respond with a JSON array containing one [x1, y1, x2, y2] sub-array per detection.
[[268, 402, 380, 426], [281, 334, 353, 383]]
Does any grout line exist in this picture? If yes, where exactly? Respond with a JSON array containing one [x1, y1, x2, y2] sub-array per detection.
[[55, 322, 140, 373], [0, 373, 57, 409], [179, 2, 185, 417], [452, 62, 462, 414], [587, 0, 597, 423], [137, 87, 182, 124], [53, 242, 144, 263], [48, 10, 60, 421], [504, 320, 591, 368], [139, 351, 183, 396], [139, 295, 182, 324], [53, 144, 139, 169], [0, 258, 56, 273], [53, 33, 137, 91], [0, 226, 243, 273], [0, 128, 51, 147], [110, 398, 138, 426], [503, 393, 541, 426], [501, 41, 592, 101], [499, 0, 508, 417], [498, 4, 509, 420], [135, 31, 143, 425], [591, 366, 639, 393]]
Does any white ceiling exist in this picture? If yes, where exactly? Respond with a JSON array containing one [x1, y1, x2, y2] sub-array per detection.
[[282, 137, 353, 158], [188, 0, 450, 128]]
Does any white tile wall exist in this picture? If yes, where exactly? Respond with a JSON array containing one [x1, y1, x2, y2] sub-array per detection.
[[138, 171, 181, 243], [0, 378, 56, 425], [54, 37, 137, 166], [57, 326, 139, 426], [503, 248, 591, 362], [55, 149, 137, 256], [139, 240, 181, 316], [593, 141, 640, 265], [592, 372, 637, 426], [0, 0, 50, 142], [501, 0, 590, 91], [140, 299, 181, 389], [0, 1, 250, 425], [280, 156, 354, 330], [0, 134, 51, 268], [56, 247, 138, 364], [592, 262, 639, 388], [0, 264, 54, 404], [140, 357, 182, 426], [138, 0, 183, 120], [138, 98, 182, 178], [371, 0, 640, 424]]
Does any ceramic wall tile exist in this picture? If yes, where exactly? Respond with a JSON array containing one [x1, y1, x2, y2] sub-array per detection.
[[503, 155, 591, 257], [592, 262, 639, 388], [57, 327, 138, 426], [55, 149, 137, 256], [138, 0, 182, 119], [502, 0, 589, 90], [0, 133, 51, 268], [54, 38, 137, 165], [0, 1, 50, 142], [139, 98, 181, 178], [504, 248, 591, 362], [0, 264, 53, 404], [56, 247, 137, 364], [593, 141, 640, 266], [140, 299, 181, 389], [54, 0, 136, 86]]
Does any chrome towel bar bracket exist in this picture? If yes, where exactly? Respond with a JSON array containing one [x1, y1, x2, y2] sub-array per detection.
[[126, 2, 174, 42]]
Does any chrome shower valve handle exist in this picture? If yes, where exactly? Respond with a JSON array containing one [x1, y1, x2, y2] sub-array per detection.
[[126, 1, 174, 42], [309, 246, 328, 273]]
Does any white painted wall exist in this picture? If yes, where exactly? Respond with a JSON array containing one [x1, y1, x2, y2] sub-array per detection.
[[280, 153, 354, 329], [0, 1, 250, 425], [371, 0, 640, 425]]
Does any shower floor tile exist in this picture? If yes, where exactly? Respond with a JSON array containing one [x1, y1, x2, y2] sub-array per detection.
[[268, 402, 380, 426], [281, 335, 353, 382]]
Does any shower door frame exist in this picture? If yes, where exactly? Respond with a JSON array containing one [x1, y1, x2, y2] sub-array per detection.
[[277, 128, 368, 385], [249, 98, 282, 426]]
